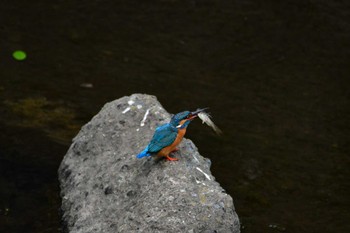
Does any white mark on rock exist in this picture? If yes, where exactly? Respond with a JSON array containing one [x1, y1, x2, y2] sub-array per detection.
[[122, 107, 131, 114], [195, 179, 207, 186], [140, 109, 150, 126], [128, 100, 134, 105], [137, 104, 142, 109], [169, 177, 180, 185], [196, 167, 211, 181], [136, 128, 139, 131], [192, 154, 200, 163]]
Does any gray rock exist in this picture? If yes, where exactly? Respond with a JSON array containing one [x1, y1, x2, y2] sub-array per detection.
[[58, 94, 240, 233]]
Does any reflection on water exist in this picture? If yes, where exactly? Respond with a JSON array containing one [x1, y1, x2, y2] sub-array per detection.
[[1, 1, 349, 232], [4, 97, 79, 144]]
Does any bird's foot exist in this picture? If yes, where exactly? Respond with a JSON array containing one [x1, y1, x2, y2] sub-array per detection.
[[165, 155, 179, 161]]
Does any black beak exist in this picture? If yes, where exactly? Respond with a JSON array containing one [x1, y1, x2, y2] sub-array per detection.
[[188, 107, 209, 119]]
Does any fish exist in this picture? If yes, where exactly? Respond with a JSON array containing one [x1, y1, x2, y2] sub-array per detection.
[[197, 111, 222, 135]]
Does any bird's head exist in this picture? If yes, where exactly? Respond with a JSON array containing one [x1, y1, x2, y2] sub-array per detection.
[[170, 108, 208, 129]]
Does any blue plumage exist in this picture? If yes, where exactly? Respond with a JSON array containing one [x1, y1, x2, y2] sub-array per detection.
[[147, 124, 178, 153], [136, 124, 177, 158], [136, 147, 151, 158], [136, 109, 207, 160]]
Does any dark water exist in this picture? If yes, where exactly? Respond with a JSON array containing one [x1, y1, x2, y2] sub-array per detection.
[[1, 1, 349, 232]]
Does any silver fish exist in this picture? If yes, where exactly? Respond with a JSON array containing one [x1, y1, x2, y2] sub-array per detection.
[[197, 111, 222, 135]]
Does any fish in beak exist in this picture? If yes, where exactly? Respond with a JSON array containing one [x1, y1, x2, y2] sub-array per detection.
[[187, 108, 209, 120]]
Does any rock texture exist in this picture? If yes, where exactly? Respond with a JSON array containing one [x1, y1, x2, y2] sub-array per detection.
[[58, 94, 240, 233]]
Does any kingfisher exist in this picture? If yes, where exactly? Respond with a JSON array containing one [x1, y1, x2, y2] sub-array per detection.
[[136, 108, 207, 161]]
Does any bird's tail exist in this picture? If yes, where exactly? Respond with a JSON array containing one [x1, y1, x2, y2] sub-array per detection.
[[136, 147, 151, 159]]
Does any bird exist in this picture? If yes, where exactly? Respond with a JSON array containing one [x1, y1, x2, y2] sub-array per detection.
[[136, 108, 207, 161]]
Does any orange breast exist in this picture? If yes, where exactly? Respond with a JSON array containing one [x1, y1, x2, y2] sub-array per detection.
[[157, 120, 187, 157]]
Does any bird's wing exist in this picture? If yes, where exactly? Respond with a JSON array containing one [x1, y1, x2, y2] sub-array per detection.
[[147, 124, 177, 153]]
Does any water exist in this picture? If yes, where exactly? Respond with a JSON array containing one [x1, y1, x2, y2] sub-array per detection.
[[1, 1, 349, 232]]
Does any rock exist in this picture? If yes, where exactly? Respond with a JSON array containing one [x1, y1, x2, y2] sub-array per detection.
[[58, 94, 240, 233]]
